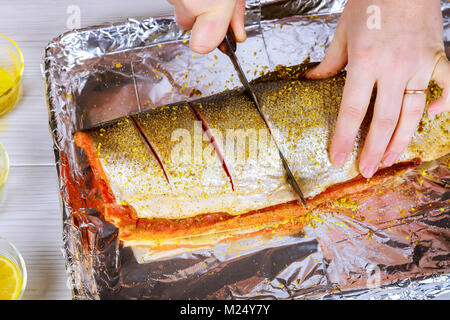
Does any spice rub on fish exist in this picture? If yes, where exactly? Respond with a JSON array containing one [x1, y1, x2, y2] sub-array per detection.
[[133, 104, 237, 219], [74, 64, 450, 247], [191, 90, 296, 215], [74, 117, 171, 217], [254, 73, 449, 199]]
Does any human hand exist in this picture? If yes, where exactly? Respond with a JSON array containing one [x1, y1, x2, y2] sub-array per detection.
[[307, 0, 450, 178], [168, 0, 246, 54]]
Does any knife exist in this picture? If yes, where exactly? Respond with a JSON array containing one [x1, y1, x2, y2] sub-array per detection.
[[218, 28, 308, 209]]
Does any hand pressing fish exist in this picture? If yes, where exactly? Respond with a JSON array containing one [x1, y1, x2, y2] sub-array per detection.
[[74, 64, 449, 248]]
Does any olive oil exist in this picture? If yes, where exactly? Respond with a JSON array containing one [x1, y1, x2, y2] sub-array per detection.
[[0, 67, 19, 116], [0, 68, 13, 96], [0, 34, 23, 116]]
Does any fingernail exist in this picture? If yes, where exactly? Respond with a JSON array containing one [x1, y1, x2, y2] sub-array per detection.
[[234, 28, 247, 42], [332, 152, 346, 167], [382, 153, 398, 167], [305, 68, 318, 79], [190, 41, 211, 54], [361, 165, 377, 178]]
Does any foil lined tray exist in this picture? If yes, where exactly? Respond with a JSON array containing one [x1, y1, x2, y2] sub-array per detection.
[[43, 0, 450, 299]]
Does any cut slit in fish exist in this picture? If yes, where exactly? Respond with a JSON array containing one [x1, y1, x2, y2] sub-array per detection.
[[133, 104, 240, 219], [190, 89, 297, 214], [187, 101, 235, 191], [130, 116, 171, 186]]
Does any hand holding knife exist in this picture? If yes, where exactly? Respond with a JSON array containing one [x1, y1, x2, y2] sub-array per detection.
[[218, 28, 308, 209]]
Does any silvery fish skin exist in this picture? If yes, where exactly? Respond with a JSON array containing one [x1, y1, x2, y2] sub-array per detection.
[[78, 69, 449, 220], [191, 90, 296, 214], [256, 74, 360, 199], [85, 118, 172, 215], [134, 104, 239, 219], [254, 73, 449, 198]]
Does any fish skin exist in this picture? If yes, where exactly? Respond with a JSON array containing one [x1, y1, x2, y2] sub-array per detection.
[[133, 104, 237, 219], [255, 73, 363, 200], [76, 66, 450, 221], [82, 117, 172, 217], [191, 90, 297, 214], [254, 72, 449, 199]]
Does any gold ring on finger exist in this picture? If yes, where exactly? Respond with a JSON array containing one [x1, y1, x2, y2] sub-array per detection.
[[404, 89, 428, 95]]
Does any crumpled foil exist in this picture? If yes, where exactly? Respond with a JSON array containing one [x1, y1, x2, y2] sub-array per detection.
[[43, 0, 450, 300]]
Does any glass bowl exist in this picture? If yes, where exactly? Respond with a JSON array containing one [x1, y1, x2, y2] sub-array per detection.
[[0, 33, 23, 116], [0, 142, 9, 190], [0, 237, 27, 300]]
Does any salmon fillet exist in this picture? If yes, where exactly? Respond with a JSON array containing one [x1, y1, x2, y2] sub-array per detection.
[[73, 65, 449, 248]]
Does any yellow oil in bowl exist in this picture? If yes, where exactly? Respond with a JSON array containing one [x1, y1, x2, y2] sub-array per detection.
[[0, 68, 13, 95], [0, 34, 23, 116]]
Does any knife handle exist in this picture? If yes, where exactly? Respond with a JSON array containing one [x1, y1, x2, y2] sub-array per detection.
[[218, 27, 237, 56]]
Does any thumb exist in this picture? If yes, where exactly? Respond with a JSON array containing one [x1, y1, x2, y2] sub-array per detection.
[[190, 1, 236, 54], [230, 0, 246, 43], [306, 20, 347, 79], [428, 53, 450, 115]]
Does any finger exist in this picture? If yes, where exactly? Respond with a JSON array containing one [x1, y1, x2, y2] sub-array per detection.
[[306, 19, 348, 79], [190, 1, 236, 54], [230, 0, 246, 42], [174, 3, 196, 31], [382, 81, 427, 166], [359, 79, 405, 178], [428, 55, 450, 115], [329, 65, 375, 168]]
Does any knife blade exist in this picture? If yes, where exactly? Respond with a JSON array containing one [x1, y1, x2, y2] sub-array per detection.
[[218, 29, 308, 208]]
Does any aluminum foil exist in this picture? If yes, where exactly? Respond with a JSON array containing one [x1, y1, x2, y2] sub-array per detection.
[[43, 0, 450, 300]]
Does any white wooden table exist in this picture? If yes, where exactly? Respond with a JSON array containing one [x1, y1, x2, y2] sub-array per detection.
[[0, 0, 172, 300]]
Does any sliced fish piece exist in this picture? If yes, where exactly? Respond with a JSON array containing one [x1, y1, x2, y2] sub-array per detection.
[[254, 73, 450, 198], [74, 65, 450, 232], [74, 117, 173, 218], [133, 103, 238, 219], [191, 90, 298, 214]]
